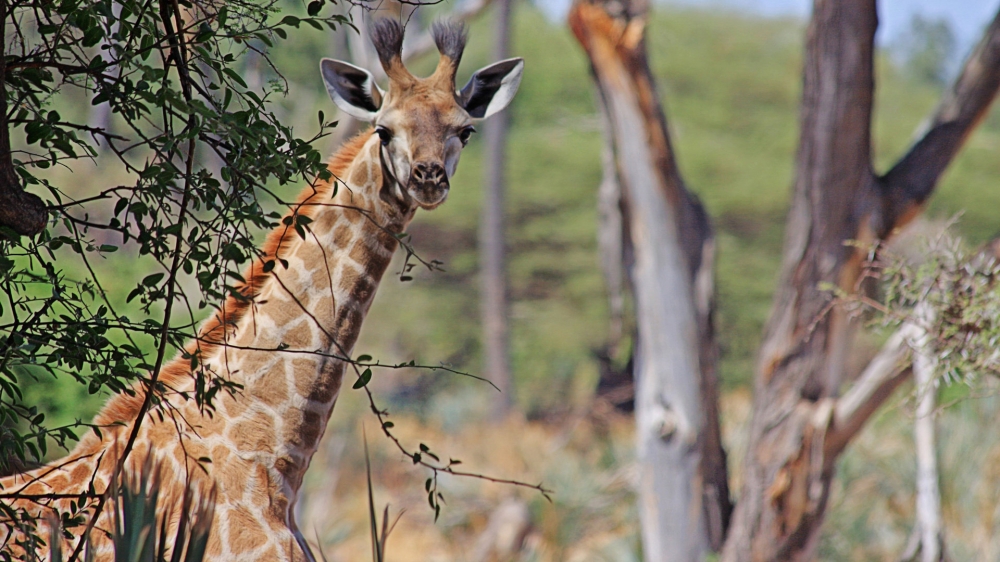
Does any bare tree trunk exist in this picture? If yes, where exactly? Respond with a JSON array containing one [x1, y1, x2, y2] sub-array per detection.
[[481, 0, 513, 419], [722, 4, 1000, 560], [570, 0, 1000, 557], [570, 0, 730, 556]]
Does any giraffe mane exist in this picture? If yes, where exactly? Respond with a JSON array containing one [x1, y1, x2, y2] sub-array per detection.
[[95, 131, 373, 426]]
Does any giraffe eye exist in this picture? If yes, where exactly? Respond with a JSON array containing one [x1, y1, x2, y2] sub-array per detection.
[[375, 126, 393, 146], [458, 126, 475, 146]]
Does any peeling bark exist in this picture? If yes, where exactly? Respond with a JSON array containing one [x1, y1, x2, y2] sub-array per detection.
[[722, 3, 880, 559], [569, 0, 730, 556], [723, 3, 1000, 560]]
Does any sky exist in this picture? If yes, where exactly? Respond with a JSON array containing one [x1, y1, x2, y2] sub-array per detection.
[[537, 0, 1000, 56]]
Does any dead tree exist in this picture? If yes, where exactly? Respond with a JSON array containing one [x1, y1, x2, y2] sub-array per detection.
[[570, 0, 1000, 559], [570, 0, 730, 556]]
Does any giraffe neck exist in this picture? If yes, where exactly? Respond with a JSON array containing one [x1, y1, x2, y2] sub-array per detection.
[[211, 132, 414, 489]]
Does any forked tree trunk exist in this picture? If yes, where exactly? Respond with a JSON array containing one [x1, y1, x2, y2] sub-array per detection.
[[570, 0, 731, 557], [572, 0, 1000, 559], [724, 4, 1000, 559]]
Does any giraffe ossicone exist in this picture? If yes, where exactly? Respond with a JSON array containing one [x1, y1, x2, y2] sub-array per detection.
[[0, 19, 522, 562]]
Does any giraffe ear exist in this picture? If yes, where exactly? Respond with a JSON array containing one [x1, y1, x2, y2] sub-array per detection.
[[458, 58, 524, 120], [320, 59, 384, 121]]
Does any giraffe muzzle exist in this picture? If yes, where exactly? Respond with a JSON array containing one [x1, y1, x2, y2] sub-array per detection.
[[407, 161, 450, 209]]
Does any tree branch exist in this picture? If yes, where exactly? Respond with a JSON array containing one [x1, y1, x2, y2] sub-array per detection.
[[911, 302, 945, 562], [880, 7, 1000, 233], [827, 321, 916, 457]]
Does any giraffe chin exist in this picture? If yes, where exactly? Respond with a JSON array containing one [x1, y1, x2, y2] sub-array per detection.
[[407, 183, 450, 210]]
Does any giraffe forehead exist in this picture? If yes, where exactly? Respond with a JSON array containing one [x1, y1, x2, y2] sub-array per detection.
[[380, 84, 468, 133]]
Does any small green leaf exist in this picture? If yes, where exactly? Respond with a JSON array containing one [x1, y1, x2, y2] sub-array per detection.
[[352, 368, 372, 389], [142, 273, 164, 287]]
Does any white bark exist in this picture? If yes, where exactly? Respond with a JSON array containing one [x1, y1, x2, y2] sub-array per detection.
[[597, 44, 707, 562], [912, 303, 944, 562]]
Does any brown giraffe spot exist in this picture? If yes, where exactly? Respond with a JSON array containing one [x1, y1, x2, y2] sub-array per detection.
[[129, 443, 150, 467], [331, 222, 354, 248], [274, 455, 304, 494], [210, 444, 231, 464], [292, 358, 337, 402], [156, 456, 177, 490], [145, 419, 177, 444], [285, 409, 323, 450], [307, 370, 342, 404], [343, 206, 364, 224], [230, 410, 278, 454], [289, 357, 321, 381], [266, 513, 287, 533], [222, 392, 247, 419], [282, 320, 314, 349], [274, 455, 300, 480], [179, 440, 210, 466], [45, 476, 68, 492], [350, 162, 370, 186], [333, 307, 364, 351], [216, 461, 250, 503], [297, 238, 326, 270], [227, 506, 268, 554], [372, 226, 400, 251], [310, 260, 333, 289], [311, 293, 336, 321], [341, 265, 377, 304], [249, 368, 290, 408], [348, 240, 390, 273], [262, 291, 301, 328], [70, 462, 91, 483], [198, 409, 226, 436]]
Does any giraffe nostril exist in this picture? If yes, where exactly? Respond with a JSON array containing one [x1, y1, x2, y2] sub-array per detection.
[[411, 162, 445, 184]]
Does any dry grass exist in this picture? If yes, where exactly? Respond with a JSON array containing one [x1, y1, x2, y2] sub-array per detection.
[[296, 380, 1000, 562]]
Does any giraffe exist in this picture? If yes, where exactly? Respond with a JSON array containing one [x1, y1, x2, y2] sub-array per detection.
[[0, 19, 523, 561]]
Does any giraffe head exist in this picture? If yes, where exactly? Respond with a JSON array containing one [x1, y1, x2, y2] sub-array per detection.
[[320, 20, 524, 210]]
